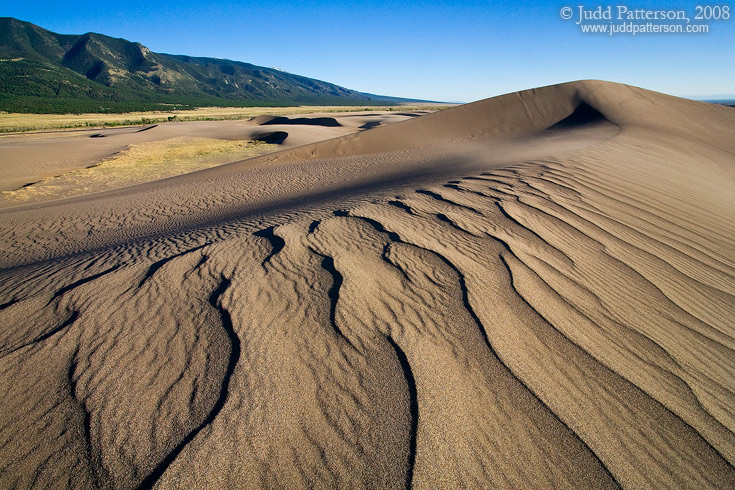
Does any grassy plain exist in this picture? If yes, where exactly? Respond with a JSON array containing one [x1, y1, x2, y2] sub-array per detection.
[[0, 105, 449, 133]]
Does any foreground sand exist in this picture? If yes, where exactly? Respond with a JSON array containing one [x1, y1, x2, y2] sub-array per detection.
[[0, 80, 734, 488]]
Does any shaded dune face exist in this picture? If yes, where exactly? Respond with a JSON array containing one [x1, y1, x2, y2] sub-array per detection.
[[258, 116, 343, 127], [548, 103, 607, 129], [251, 131, 289, 144], [1, 80, 735, 488]]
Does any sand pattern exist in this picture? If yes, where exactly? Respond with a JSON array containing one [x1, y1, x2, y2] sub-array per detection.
[[0, 80, 734, 488]]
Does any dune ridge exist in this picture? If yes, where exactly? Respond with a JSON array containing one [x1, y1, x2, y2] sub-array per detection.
[[0, 80, 734, 488]]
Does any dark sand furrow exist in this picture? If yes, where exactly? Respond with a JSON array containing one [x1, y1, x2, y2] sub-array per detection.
[[309, 249, 354, 348], [137, 276, 240, 489], [414, 188, 484, 215], [385, 336, 418, 490], [252, 227, 286, 269], [3, 310, 79, 358], [68, 346, 108, 489], [453, 190, 728, 401], [137, 245, 208, 288], [50, 265, 121, 303]]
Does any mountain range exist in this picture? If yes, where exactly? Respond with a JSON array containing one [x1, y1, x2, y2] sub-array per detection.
[[0, 17, 422, 113]]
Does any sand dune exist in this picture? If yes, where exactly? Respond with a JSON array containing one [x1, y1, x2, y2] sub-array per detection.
[[0, 80, 734, 488]]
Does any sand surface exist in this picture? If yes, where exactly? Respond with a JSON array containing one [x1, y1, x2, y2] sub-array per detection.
[[0, 80, 734, 488], [0, 110, 421, 196]]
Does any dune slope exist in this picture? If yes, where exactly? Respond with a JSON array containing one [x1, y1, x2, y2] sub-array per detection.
[[0, 80, 734, 489]]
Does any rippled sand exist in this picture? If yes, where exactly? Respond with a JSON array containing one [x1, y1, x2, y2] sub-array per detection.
[[1, 80, 734, 488]]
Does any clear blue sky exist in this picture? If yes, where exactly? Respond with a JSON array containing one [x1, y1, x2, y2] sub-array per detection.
[[3, 0, 734, 102]]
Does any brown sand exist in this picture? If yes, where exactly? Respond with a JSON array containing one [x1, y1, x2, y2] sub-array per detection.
[[0, 80, 734, 488], [0, 110, 421, 195]]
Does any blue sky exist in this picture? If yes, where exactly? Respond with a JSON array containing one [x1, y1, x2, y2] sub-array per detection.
[[3, 0, 734, 102]]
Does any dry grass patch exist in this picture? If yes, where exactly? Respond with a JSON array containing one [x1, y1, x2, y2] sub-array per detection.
[[0, 137, 278, 206], [0, 105, 452, 133]]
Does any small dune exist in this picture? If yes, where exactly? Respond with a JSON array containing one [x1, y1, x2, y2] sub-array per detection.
[[254, 115, 343, 127], [251, 131, 289, 144]]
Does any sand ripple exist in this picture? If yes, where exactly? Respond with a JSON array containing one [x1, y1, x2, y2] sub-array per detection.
[[1, 81, 734, 488]]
